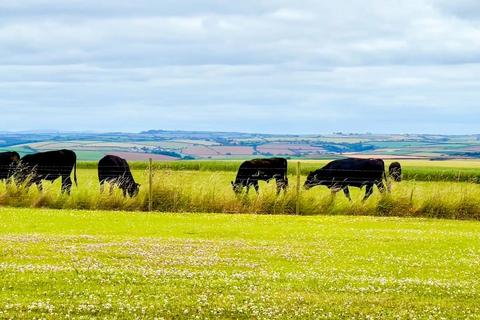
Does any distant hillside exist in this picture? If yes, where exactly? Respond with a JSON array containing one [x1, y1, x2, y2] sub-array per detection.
[[1, 130, 479, 161]]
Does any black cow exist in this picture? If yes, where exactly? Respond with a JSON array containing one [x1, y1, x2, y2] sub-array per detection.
[[0, 151, 20, 182], [304, 158, 401, 201], [98, 155, 140, 197], [389, 162, 402, 182], [231, 158, 288, 194], [17, 149, 77, 193]]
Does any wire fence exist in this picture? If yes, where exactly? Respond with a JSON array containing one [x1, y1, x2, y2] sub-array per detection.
[[1, 159, 480, 220], [3, 161, 477, 182]]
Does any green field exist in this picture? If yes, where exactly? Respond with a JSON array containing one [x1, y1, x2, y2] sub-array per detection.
[[2, 160, 480, 219], [0, 208, 479, 319], [74, 159, 480, 183]]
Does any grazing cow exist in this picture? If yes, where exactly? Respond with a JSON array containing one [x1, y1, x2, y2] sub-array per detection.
[[0, 151, 20, 182], [231, 158, 288, 194], [98, 155, 140, 197], [17, 149, 77, 193], [304, 158, 401, 201], [389, 162, 402, 182]]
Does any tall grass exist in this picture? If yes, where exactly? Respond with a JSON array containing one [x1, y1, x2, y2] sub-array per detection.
[[1, 169, 480, 220]]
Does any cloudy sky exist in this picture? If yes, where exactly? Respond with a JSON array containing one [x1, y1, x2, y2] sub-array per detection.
[[1, 0, 480, 134]]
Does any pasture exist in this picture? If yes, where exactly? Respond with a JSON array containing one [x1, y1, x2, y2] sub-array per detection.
[[1, 160, 480, 219], [76, 159, 480, 183], [0, 208, 479, 318]]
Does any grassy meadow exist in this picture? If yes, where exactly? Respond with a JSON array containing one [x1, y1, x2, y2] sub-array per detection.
[[77, 159, 480, 183], [1, 159, 480, 219], [0, 208, 479, 319]]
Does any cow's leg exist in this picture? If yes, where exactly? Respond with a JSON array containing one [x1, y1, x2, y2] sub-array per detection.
[[20, 173, 34, 189], [363, 184, 374, 201], [100, 181, 105, 193], [342, 186, 352, 201], [376, 181, 386, 194], [386, 179, 392, 193], [276, 179, 287, 194], [36, 180, 43, 192], [253, 181, 259, 194], [62, 176, 72, 194], [275, 180, 282, 195], [330, 187, 340, 198], [24, 179, 33, 189]]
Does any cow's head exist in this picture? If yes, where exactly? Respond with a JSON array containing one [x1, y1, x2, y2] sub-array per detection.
[[277, 177, 289, 189], [128, 182, 141, 197], [11, 152, 20, 164], [304, 171, 318, 189], [231, 181, 242, 194], [389, 162, 402, 182], [304, 170, 330, 189]]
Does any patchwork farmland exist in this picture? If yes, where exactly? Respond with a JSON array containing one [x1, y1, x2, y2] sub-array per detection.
[[2, 131, 480, 161]]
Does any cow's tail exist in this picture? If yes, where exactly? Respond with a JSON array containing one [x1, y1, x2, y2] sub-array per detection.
[[73, 157, 78, 187], [283, 159, 289, 188], [383, 164, 391, 193]]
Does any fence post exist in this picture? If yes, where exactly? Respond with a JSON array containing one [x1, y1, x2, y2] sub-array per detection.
[[296, 161, 301, 215], [410, 182, 415, 205], [148, 158, 153, 212]]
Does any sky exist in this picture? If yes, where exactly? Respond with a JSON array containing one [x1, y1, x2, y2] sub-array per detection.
[[0, 0, 480, 134]]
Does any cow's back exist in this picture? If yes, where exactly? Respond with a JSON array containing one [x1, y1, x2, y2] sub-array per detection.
[[21, 149, 76, 176], [236, 157, 287, 180], [320, 158, 385, 186], [0, 151, 20, 165], [22, 149, 75, 163], [98, 155, 130, 181], [0, 152, 20, 179]]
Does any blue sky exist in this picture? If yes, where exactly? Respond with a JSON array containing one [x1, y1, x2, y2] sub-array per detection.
[[0, 0, 479, 134]]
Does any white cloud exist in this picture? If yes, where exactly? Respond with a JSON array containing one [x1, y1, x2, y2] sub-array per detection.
[[0, 0, 479, 134]]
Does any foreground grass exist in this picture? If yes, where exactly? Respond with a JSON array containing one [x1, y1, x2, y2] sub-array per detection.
[[1, 169, 480, 220], [0, 208, 479, 319]]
